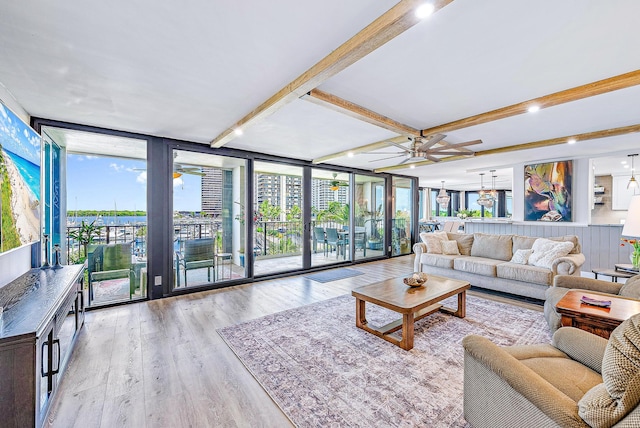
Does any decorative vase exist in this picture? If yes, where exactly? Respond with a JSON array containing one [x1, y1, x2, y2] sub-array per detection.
[[631, 248, 640, 270]]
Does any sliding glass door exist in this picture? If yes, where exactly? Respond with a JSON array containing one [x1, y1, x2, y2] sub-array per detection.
[[392, 177, 412, 256], [253, 161, 303, 276], [172, 150, 246, 289]]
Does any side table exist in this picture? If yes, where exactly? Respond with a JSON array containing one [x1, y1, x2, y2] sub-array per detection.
[[591, 267, 634, 282], [555, 290, 640, 339]]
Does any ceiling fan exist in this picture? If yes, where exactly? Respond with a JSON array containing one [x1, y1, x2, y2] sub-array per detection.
[[134, 152, 206, 178], [329, 172, 348, 191], [364, 134, 481, 165]]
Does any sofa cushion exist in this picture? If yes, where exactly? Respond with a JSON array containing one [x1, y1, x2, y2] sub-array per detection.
[[441, 240, 461, 255], [497, 262, 553, 286], [578, 314, 640, 427], [510, 249, 532, 265], [471, 233, 513, 261], [420, 253, 457, 269], [548, 235, 581, 254], [419, 232, 449, 254], [446, 232, 474, 256], [521, 356, 603, 403], [528, 238, 574, 269], [512, 235, 538, 253], [619, 275, 640, 299], [454, 256, 503, 277]]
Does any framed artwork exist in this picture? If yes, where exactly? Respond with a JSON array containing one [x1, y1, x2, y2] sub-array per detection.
[[524, 160, 572, 221], [0, 102, 41, 252]]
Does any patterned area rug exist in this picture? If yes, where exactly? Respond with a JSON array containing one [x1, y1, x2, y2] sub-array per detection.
[[303, 268, 364, 283], [218, 294, 551, 427]]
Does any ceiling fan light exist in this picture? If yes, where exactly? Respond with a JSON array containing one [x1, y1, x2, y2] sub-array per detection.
[[173, 172, 182, 179], [330, 185, 340, 191]]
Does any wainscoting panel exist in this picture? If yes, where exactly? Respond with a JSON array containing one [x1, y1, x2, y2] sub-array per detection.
[[464, 222, 629, 273]]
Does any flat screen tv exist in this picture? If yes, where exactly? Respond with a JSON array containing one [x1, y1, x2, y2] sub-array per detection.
[[0, 102, 41, 253]]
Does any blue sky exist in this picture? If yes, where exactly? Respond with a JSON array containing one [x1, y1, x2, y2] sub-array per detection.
[[67, 155, 202, 211]]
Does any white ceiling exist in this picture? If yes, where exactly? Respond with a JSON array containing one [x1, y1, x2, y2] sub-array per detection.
[[1, 0, 640, 191]]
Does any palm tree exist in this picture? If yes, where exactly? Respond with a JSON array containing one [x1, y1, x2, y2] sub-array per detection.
[[68, 220, 103, 262]]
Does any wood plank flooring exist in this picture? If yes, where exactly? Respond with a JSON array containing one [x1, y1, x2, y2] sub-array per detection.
[[45, 256, 540, 427]]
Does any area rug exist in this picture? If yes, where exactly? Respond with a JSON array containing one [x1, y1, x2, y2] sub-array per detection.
[[303, 268, 364, 283], [93, 278, 130, 303], [218, 294, 551, 427]]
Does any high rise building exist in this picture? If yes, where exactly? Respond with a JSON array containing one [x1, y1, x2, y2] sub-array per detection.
[[201, 168, 223, 216]]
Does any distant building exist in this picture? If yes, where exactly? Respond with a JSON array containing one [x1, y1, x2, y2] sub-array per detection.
[[201, 168, 223, 217]]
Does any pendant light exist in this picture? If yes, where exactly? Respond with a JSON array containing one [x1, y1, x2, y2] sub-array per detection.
[[628, 154, 639, 190], [436, 181, 450, 209], [489, 170, 498, 200], [478, 173, 491, 207]]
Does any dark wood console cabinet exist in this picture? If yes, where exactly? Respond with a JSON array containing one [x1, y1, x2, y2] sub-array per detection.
[[0, 265, 85, 428]]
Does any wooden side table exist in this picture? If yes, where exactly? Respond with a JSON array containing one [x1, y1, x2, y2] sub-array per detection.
[[555, 290, 640, 339]]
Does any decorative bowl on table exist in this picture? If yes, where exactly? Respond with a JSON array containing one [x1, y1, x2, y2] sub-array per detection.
[[403, 272, 428, 287]]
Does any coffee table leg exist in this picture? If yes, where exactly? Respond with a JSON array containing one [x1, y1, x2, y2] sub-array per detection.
[[356, 297, 367, 328], [440, 290, 467, 318], [400, 312, 415, 350]]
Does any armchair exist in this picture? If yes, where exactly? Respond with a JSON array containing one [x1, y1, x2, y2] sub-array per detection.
[[544, 274, 640, 333], [463, 314, 640, 427]]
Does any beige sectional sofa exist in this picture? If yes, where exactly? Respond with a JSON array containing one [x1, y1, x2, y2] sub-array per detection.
[[413, 232, 585, 300]]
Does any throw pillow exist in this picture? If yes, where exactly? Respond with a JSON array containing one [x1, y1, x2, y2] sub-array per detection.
[[441, 240, 460, 255], [527, 238, 574, 269], [510, 249, 532, 265], [420, 232, 449, 254], [548, 235, 581, 254], [446, 232, 474, 255], [470, 233, 513, 261], [579, 314, 640, 427]]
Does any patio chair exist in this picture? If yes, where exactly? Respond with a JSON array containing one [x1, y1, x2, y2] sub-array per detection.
[[175, 238, 215, 287], [354, 231, 367, 257], [326, 228, 347, 259], [88, 242, 136, 300], [313, 227, 328, 256]]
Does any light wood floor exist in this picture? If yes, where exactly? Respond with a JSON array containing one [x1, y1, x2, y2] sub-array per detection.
[[46, 255, 541, 427]]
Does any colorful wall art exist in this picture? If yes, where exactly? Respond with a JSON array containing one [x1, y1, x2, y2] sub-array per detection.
[[0, 102, 41, 252], [524, 160, 572, 222]]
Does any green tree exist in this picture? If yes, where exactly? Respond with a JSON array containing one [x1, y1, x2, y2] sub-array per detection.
[[68, 220, 103, 262]]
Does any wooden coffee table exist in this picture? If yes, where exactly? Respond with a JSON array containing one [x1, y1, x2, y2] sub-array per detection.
[[555, 290, 640, 339], [352, 275, 470, 350]]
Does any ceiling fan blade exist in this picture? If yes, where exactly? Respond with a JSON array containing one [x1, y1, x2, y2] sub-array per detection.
[[360, 151, 405, 155], [417, 133, 446, 151], [369, 154, 405, 162], [183, 171, 206, 176], [425, 154, 442, 162], [387, 141, 411, 152], [434, 139, 482, 150]]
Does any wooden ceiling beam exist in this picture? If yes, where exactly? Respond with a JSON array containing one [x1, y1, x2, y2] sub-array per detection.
[[374, 123, 640, 172], [303, 89, 420, 136], [421, 69, 640, 136], [210, 0, 454, 148]]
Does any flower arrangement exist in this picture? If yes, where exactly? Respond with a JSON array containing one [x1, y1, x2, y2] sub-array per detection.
[[621, 238, 640, 269]]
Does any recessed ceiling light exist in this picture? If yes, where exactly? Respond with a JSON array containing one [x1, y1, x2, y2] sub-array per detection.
[[234, 128, 243, 136], [567, 138, 576, 144], [410, 164, 416, 169], [415, 3, 434, 19], [622, 161, 628, 164], [527, 105, 540, 113], [624, 165, 630, 169], [347, 152, 354, 158]]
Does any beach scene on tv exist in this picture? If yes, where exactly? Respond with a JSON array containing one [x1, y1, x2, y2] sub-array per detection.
[[0, 102, 41, 252]]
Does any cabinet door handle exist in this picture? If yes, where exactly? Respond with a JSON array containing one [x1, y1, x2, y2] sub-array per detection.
[[41, 341, 48, 377], [51, 338, 61, 375]]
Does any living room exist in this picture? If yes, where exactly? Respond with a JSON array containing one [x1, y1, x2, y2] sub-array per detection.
[[1, 1, 640, 426]]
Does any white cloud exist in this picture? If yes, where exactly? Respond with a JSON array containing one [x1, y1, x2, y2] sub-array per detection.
[[136, 171, 147, 183], [173, 177, 183, 188], [110, 163, 125, 172]]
